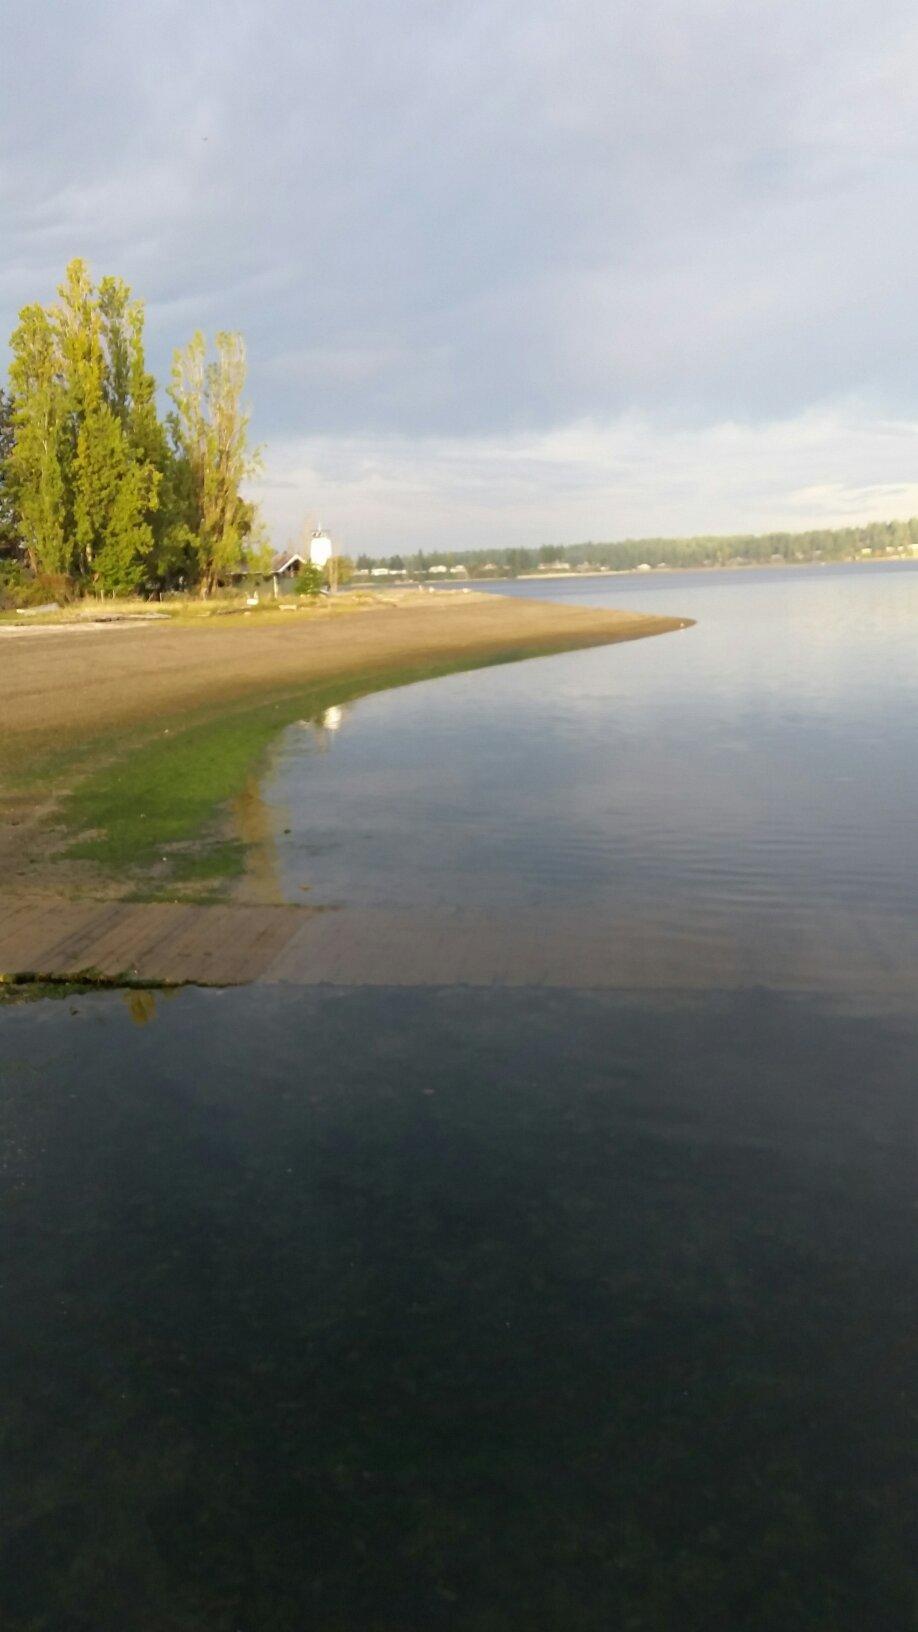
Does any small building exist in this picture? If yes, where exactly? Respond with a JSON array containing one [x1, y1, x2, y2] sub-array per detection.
[[270, 550, 308, 579]]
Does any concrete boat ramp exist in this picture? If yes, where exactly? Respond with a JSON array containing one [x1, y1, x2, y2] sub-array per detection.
[[1, 894, 916, 1004]]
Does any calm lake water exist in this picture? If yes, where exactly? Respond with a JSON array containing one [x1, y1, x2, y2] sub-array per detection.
[[269, 562, 918, 918], [2, 562, 917, 1629]]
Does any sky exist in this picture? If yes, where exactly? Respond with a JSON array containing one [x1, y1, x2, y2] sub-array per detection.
[[4, 0, 918, 555]]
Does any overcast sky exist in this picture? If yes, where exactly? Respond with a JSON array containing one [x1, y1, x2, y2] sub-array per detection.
[[4, 0, 918, 554]]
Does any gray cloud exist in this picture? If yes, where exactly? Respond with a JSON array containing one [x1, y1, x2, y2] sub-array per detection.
[[4, 1, 918, 548]]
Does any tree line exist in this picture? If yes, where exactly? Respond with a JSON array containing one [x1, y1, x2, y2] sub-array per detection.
[[0, 260, 263, 597], [358, 520, 918, 579]]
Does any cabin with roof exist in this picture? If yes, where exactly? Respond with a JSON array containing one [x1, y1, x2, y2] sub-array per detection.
[[270, 550, 308, 579]]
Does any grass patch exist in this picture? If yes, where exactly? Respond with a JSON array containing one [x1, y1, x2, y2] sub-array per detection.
[[0, 977, 100, 1005], [63, 701, 291, 870], [0, 971, 183, 1003]]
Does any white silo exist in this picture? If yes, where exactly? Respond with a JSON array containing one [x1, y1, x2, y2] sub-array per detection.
[[308, 528, 333, 570]]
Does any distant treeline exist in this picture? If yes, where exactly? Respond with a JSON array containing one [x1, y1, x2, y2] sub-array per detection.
[[0, 259, 265, 599], [359, 519, 918, 578]]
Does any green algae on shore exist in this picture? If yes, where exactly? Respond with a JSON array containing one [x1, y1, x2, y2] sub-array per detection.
[[56, 645, 659, 892]]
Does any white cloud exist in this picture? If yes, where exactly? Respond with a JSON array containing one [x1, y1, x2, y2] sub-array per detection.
[[249, 403, 918, 554]]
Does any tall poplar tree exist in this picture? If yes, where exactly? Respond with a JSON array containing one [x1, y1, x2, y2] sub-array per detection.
[[169, 331, 259, 595], [57, 260, 160, 593], [7, 303, 68, 575], [6, 259, 163, 592], [0, 388, 22, 559]]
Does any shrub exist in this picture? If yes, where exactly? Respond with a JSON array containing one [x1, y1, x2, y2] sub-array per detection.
[[293, 562, 324, 597], [0, 564, 78, 609], [0, 560, 29, 609]]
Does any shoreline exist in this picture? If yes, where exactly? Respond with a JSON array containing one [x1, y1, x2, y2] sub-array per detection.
[[1, 594, 690, 913], [431, 555, 918, 586]]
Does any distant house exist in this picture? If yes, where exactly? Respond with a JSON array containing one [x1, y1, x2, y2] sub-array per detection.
[[270, 550, 308, 578], [428, 564, 448, 575]]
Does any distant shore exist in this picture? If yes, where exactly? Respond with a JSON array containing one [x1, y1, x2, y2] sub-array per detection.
[[1, 592, 690, 911], [393, 554, 918, 588]]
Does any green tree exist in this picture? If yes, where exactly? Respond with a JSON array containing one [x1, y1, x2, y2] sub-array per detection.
[[0, 388, 20, 558], [6, 262, 269, 598], [57, 261, 160, 593], [6, 259, 164, 591], [7, 302, 68, 575], [169, 331, 259, 595]]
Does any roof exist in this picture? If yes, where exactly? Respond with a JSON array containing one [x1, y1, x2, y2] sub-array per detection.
[[270, 551, 308, 574]]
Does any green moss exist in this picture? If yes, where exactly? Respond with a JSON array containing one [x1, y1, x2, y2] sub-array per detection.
[[0, 972, 181, 1003], [0, 978, 98, 1005]]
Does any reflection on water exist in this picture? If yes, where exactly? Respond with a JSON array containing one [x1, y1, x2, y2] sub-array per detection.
[[258, 563, 918, 991], [232, 771, 286, 904], [321, 704, 344, 732], [2, 983, 917, 1628], [295, 703, 349, 747], [124, 988, 158, 1026]]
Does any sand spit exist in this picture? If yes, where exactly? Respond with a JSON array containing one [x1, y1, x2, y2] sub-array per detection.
[[0, 593, 690, 921], [2, 593, 688, 775]]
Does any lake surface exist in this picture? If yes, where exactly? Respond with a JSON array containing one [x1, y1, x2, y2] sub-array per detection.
[[2, 562, 917, 1629], [259, 560, 918, 995]]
